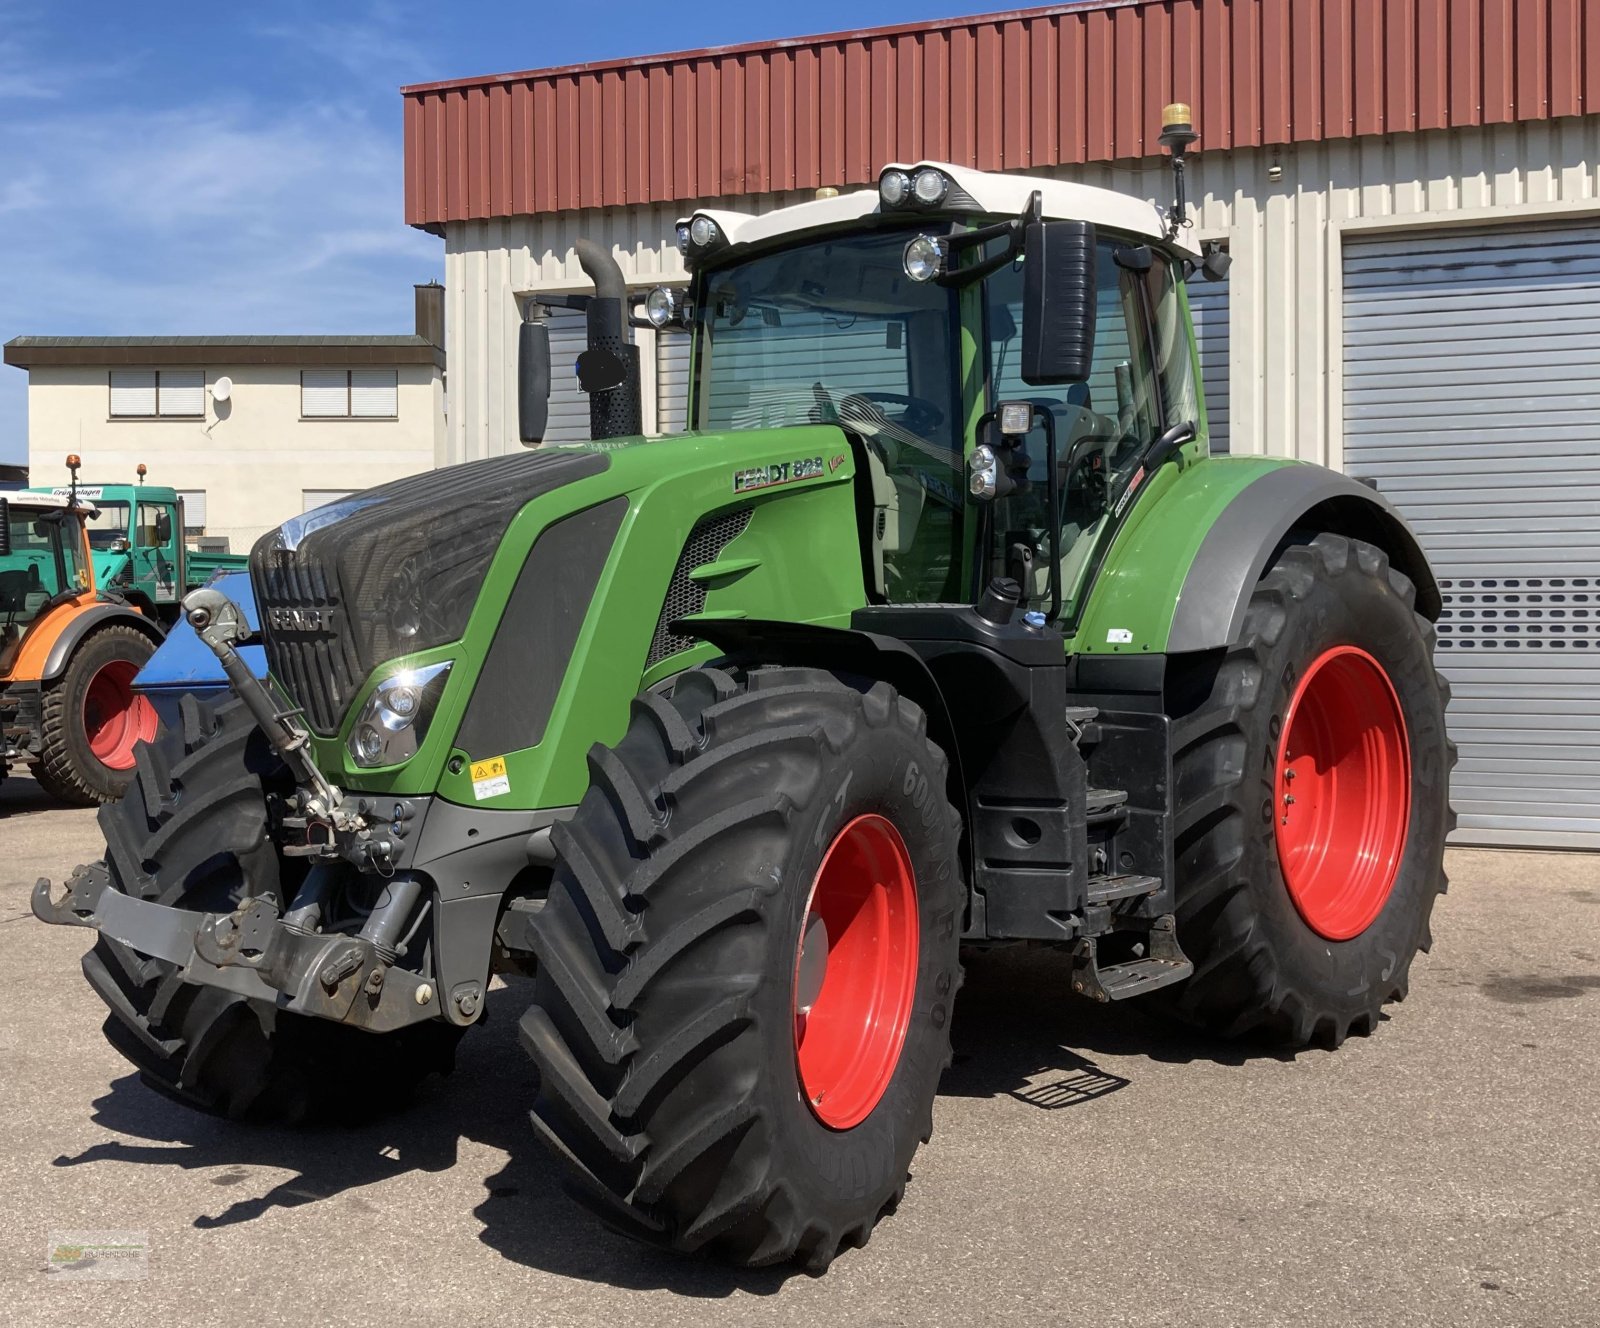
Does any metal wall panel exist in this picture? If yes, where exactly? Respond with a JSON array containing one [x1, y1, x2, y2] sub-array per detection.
[[444, 122, 1600, 466], [1344, 222, 1600, 848], [404, 0, 1600, 228]]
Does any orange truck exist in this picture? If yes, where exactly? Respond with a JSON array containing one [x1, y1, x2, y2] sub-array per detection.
[[1, 461, 163, 803]]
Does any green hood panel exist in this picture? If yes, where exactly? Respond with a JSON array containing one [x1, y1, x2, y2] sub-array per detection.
[[301, 427, 865, 809]]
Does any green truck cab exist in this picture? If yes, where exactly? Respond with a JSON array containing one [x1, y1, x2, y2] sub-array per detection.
[[27, 480, 247, 626]]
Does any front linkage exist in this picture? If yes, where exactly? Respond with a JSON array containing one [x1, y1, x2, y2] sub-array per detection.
[[32, 586, 506, 1036]]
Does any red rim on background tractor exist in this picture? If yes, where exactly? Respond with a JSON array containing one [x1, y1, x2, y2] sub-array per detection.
[[83, 660, 158, 770], [793, 814, 920, 1130], [1274, 645, 1411, 941]]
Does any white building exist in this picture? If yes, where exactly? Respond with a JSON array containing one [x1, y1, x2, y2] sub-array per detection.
[[4, 284, 448, 550], [400, 1, 1600, 849]]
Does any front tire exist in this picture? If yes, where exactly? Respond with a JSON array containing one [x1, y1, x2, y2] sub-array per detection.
[[81, 694, 460, 1122], [1164, 533, 1454, 1047], [521, 666, 963, 1270]]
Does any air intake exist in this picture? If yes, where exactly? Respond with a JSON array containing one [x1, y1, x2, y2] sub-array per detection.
[[645, 507, 753, 669]]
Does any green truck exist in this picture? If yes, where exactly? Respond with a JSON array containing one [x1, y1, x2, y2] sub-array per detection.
[[35, 111, 1452, 1272], [28, 475, 247, 625]]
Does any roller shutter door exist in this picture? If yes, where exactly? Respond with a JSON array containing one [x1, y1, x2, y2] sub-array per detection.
[[1188, 278, 1230, 453], [1344, 223, 1600, 848], [657, 325, 691, 433], [541, 309, 595, 443]]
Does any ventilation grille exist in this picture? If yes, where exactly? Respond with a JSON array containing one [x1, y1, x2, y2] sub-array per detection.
[[1437, 576, 1596, 650], [645, 507, 752, 668]]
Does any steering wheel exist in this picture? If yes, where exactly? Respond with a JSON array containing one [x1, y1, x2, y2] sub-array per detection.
[[840, 391, 946, 437]]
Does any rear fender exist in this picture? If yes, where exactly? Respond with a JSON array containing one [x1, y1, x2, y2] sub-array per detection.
[[1074, 458, 1439, 657]]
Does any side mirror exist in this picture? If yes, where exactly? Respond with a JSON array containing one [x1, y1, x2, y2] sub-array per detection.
[[154, 510, 172, 544], [0, 498, 9, 557], [1020, 220, 1098, 386], [518, 317, 551, 445]]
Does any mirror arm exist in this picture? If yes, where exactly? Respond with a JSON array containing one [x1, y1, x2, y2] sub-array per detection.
[[936, 191, 1044, 288]]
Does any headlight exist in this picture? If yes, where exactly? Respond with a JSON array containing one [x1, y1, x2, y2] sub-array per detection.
[[903, 234, 947, 283], [688, 215, 720, 247], [644, 285, 685, 328], [968, 444, 999, 499], [912, 168, 950, 205], [347, 660, 452, 768], [879, 169, 911, 208], [675, 222, 691, 256]]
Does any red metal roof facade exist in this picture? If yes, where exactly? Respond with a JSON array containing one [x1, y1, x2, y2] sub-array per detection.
[[403, 0, 1600, 228]]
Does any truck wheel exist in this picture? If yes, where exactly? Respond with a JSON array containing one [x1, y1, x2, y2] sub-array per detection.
[[1164, 532, 1454, 1047], [35, 624, 159, 805], [522, 666, 963, 1270], [79, 694, 460, 1123]]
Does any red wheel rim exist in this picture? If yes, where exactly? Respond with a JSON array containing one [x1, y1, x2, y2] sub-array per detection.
[[793, 814, 919, 1130], [1274, 645, 1411, 941], [83, 660, 158, 770]]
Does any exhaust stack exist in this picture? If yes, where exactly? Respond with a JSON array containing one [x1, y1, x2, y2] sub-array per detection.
[[574, 239, 642, 439]]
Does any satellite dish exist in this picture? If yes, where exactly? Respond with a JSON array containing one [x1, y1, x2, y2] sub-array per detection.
[[211, 376, 233, 403]]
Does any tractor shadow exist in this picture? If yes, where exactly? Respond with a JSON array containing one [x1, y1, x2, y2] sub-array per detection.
[[51, 957, 1296, 1297]]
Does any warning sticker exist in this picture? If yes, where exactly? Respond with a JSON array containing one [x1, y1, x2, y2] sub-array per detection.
[[470, 756, 510, 801], [1106, 628, 1134, 645]]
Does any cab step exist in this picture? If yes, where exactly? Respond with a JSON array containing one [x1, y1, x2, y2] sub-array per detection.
[[1085, 873, 1162, 906], [1069, 919, 1192, 1003], [1085, 786, 1129, 824]]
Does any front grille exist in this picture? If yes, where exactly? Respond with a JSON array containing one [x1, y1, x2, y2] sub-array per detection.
[[645, 507, 752, 669], [253, 552, 364, 735], [250, 447, 611, 737]]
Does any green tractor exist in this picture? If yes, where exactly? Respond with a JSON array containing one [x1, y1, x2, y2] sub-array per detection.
[[35, 110, 1451, 1271]]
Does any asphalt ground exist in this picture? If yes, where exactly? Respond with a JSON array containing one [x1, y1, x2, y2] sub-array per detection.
[[2, 764, 1597, 1327]]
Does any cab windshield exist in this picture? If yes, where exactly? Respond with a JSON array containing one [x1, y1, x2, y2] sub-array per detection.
[[84, 500, 131, 550], [1, 507, 86, 667], [696, 227, 967, 601]]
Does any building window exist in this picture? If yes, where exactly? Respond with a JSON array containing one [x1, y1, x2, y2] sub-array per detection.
[[301, 369, 398, 418], [109, 369, 205, 418], [176, 490, 207, 537], [303, 489, 352, 513]]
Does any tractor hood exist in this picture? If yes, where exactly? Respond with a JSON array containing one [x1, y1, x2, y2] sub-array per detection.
[[249, 447, 610, 735]]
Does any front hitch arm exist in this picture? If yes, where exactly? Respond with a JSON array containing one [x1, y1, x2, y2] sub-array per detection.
[[181, 587, 354, 826], [31, 869, 445, 1031]]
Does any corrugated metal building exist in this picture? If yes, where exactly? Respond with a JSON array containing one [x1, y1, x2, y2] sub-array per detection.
[[402, 0, 1600, 848]]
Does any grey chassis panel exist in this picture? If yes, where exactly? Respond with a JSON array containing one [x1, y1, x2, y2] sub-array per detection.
[[1166, 465, 1437, 654], [41, 602, 164, 680], [404, 798, 576, 1026]]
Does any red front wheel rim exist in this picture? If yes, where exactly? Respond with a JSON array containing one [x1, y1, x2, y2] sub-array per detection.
[[1274, 645, 1411, 941], [83, 660, 158, 770], [793, 814, 920, 1130]]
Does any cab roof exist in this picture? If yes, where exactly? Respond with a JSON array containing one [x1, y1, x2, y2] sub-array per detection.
[[680, 161, 1188, 260]]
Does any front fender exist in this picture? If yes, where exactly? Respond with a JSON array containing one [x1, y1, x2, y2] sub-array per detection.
[[1074, 457, 1439, 657], [41, 603, 165, 681]]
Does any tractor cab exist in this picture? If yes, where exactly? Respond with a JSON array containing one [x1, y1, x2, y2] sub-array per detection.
[[642, 160, 1214, 628], [0, 491, 92, 674]]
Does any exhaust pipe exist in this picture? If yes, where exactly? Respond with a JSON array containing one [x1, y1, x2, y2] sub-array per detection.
[[574, 239, 642, 439]]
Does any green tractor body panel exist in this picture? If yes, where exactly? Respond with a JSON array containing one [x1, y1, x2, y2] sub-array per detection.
[[1070, 454, 1297, 654], [306, 427, 866, 808]]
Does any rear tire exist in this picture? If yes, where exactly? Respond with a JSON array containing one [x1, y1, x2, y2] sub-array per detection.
[[81, 694, 460, 1123], [521, 666, 963, 1270], [35, 624, 159, 805], [1163, 533, 1454, 1047]]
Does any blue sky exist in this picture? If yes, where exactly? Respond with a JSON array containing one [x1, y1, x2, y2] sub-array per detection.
[[0, 0, 962, 464]]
